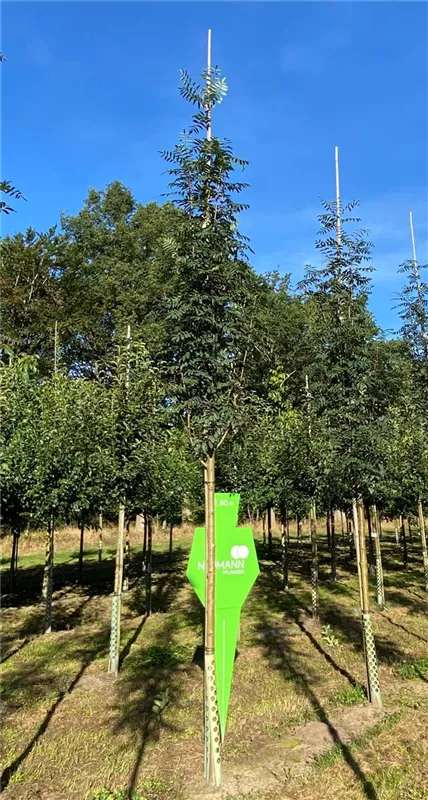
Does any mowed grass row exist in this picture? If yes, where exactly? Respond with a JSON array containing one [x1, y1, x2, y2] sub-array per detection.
[[1, 522, 428, 800]]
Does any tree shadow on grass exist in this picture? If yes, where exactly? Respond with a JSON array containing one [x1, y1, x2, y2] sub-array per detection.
[[256, 610, 379, 800], [381, 613, 428, 645], [0, 627, 110, 791], [115, 616, 192, 794]]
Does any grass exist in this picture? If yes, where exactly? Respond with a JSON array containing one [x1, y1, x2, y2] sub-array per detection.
[[1, 521, 428, 800]]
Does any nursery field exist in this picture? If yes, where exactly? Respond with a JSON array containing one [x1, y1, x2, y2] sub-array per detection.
[[1, 521, 428, 800]]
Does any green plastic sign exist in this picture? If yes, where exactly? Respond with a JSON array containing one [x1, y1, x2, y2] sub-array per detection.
[[187, 493, 259, 739]]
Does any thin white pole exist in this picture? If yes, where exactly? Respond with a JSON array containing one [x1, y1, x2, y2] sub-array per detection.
[[206, 29, 212, 143], [335, 145, 341, 248], [409, 210, 418, 266]]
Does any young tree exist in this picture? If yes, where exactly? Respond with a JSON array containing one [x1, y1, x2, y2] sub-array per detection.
[[160, 36, 260, 785]]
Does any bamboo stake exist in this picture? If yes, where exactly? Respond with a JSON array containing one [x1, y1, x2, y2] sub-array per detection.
[[353, 498, 382, 707], [108, 325, 131, 675], [371, 504, 385, 608]]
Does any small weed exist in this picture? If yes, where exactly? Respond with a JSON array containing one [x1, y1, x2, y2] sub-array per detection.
[[152, 687, 171, 718], [321, 624, 340, 647], [330, 683, 366, 707]]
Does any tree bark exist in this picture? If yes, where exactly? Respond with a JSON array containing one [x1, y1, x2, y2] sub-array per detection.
[[204, 453, 221, 786], [146, 516, 153, 615], [330, 509, 337, 581], [10, 529, 19, 592], [326, 510, 331, 551], [400, 514, 408, 569], [44, 515, 54, 634], [262, 512, 266, 548], [417, 497, 428, 592], [78, 513, 84, 583], [365, 503, 376, 578], [98, 511, 103, 562], [123, 520, 130, 592], [108, 504, 125, 675], [371, 504, 385, 608], [310, 501, 318, 619], [267, 504, 273, 558], [169, 522, 173, 563], [281, 509, 289, 591], [353, 498, 382, 707]]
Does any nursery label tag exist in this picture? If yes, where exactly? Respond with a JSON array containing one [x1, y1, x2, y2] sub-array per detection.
[[187, 493, 259, 738]]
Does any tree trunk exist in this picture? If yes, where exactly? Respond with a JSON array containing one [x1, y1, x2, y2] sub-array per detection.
[[10, 529, 19, 592], [123, 520, 130, 592], [169, 522, 173, 563], [365, 503, 376, 578], [394, 518, 400, 546], [297, 513, 302, 545], [44, 515, 54, 634], [371, 504, 385, 608], [353, 498, 382, 707], [262, 512, 266, 548], [330, 509, 337, 581], [267, 504, 273, 558], [108, 504, 125, 675], [146, 517, 153, 615], [141, 513, 148, 575], [204, 453, 221, 786], [417, 497, 428, 592], [78, 514, 84, 583], [326, 511, 331, 551], [348, 516, 354, 560], [400, 514, 408, 569], [98, 511, 103, 562], [407, 517, 413, 543], [341, 510, 345, 542], [281, 509, 289, 591], [310, 501, 318, 620]]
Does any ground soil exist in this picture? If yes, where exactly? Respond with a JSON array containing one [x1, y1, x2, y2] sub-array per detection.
[[1, 520, 428, 800]]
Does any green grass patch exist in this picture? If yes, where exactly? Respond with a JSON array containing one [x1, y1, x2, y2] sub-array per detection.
[[330, 683, 366, 707], [397, 656, 428, 680], [314, 711, 403, 769]]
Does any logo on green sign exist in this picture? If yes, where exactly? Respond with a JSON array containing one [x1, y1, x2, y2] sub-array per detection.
[[187, 493, 259, 739]]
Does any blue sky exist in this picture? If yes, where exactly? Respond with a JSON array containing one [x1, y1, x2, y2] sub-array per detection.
[[2, 1, 427, 334]]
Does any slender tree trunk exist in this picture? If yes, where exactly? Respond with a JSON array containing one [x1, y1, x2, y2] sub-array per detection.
[[371, 505, 385, 608], [417, 497, 428, 592], [353, 498, 382, 707], [141, 513, 148, 575], [108, 504, 125, 675], [341, 510, 345, 542], [262, 512, 266, 548], [98, 511, 103, 562], [310, 501, 318, 620], [348, 516, 354, 560], [10, 529, 19, 592], [407, 517, 413, 543], [123, 520, 130, 592], [44, 515, 54, 634], [297, 513, 302, 545], [400, 514, 408, 569], [204, 453, 221, 786], [394, 518, 400, 546], [330, 509, 337, 581], [365, 503, 376, 578], [267, 503, 273, 558], [326, 511, 331, 551], [78, 514, 84, 583], [169, 522, 173, 563], [146, 517, 153, 615], [281, 509, 289, 591]]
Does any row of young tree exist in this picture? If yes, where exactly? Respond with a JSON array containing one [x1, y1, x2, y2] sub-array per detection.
[[1, 39, 427, 785]]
